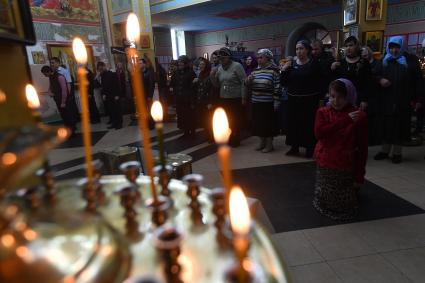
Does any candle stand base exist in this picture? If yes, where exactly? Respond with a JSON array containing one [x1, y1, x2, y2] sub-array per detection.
[[154, 226, 183, 283], [146, 195, 171, 226]]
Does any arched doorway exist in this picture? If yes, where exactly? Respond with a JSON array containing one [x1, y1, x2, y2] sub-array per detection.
[[285, 22, 332, 56]]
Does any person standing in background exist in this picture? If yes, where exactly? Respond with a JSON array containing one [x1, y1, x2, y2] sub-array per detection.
[[331, 36, 372, 110], [246, 49, 281, 153], [170, 55, 197, 136], [373, 36, 423, 163], [97, 61, 123, 130], [281, 40, 322, 158], [311, 39, 334, 100], [211, 47, 247, 147], [86, 66, 101, 124], [41, 65, 77, 136], [193, 57, 214, 141]]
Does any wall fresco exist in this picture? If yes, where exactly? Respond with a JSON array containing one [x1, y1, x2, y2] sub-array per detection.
[[30, 0, 100, 24]]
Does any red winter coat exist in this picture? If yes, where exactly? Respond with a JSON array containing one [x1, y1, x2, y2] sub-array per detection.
[[314, 105, 368, 183]]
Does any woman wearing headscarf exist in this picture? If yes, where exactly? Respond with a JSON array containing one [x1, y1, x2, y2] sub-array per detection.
[[170, 55, 197, 136], [211, 47, 247, 147], [313, 79, 368, 221], [193, 57, 214, 140], [246, 49, 281, 152], [373, 36, 423, 163], [281, 40, 322, 157]]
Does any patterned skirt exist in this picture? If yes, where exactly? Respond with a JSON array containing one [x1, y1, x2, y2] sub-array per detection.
[[312, 167, 359, 221]]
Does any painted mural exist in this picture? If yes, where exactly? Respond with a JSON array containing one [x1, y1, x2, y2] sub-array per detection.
[[30, 0, 100, 24], [215, 0, 335, 20]]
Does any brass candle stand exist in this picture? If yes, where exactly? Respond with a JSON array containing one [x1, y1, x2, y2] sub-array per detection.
[[0, 126, 291, 283], [182, 174, 204, 227], [154, 226, 184, 283], [154, 165, 173, 198], [120, 160, 142, 201]]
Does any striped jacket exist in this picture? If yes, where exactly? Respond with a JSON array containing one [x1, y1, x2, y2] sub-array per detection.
[[250, 64, 281, 103]]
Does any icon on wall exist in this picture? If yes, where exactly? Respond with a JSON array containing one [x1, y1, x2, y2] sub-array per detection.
[[140, 35, 150, 49], [203, 53, 208, 60], [31, 51, 46, 64], [366, 0, 383, 21], [364, 31, 384, 53], [0, 0, 36, 44], [343, 0, 358, 26]]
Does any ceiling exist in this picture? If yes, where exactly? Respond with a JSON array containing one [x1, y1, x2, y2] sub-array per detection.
[[151, 0, 341, 32]]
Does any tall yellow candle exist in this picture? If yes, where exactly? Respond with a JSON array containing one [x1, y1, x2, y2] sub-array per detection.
[[229, 186, 251, 283], [212, 107, 232, 211], [126, 13, 158, 204], [72, 38, 93, 186]]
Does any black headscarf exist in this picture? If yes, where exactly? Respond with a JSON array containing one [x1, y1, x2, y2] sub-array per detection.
[[296, 40, 312, 53]]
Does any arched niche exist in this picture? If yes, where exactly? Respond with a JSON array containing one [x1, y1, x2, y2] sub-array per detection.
[[285, 22, 331, 56]]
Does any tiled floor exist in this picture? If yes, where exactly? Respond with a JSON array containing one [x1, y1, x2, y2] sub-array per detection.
[[48, 117, 425, 282]]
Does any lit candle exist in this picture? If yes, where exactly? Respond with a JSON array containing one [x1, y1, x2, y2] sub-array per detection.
[[72, 38, 94, 187], [25, 84, 41, 122], [212, 107, 232, 211], [229, 186, 251, 282], [126, 13, 158, 204], [151, 100, 166, 168]]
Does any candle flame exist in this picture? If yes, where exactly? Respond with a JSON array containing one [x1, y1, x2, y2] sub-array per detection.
[[126, 13, 140, 44], [57, 127, 69, 140], [72, 38, 87, 65], [2, 152, 17, 166], [151, 100, 163, 122], [25, 84, 40, 109], [229, 186, 250, 236], [0, 89, 6, 104], [1, 234, 15, 248], [212, 107, 231, 144]]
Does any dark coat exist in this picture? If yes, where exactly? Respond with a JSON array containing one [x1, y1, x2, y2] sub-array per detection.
[[142, 67, 156, 99], [171, 68, 197, 130], [374, 56, 418, 144], [332, 58, 373, 104], [312, 51, 334, 97], [100, 70, 121, 99]]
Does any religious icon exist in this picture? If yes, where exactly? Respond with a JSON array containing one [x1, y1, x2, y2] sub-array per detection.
[[366, 0, 383, 21], [364, 31, 384, 53], [0, 0, 36, 44], [140, 35, 150, 48], [31, 51, 46, 64], [343, 0, 358, 26]]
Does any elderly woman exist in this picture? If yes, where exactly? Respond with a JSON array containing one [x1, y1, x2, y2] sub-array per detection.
[[313, 79, 368, 221], [374, 36, 423, 163], [281, 40, 322, 157], [170, 55, 197, 136], [246, 49, 281, 152], [211, 47, 247, 147]]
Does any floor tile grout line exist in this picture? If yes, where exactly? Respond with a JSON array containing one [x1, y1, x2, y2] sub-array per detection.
[[378, 252, 416, 283]]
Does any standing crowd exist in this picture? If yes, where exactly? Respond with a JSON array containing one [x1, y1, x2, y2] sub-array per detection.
[[41, 34, 424, 222], [167, 35, 424, 221]]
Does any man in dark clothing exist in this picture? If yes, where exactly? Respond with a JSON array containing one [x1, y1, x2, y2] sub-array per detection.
[[97, 61, 123, 129], [86, 67, 101, 124], [41, 65, 77, 135], [311, 39, 334, 99], [331, 36, 372, 111], [403, 51, 424, 135]]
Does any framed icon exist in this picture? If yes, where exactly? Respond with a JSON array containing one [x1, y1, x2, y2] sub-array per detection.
[[47, 44, 96, 83], [366, 0, 383, 21], [364, 31, 384, 53], [0, 0, 36, 44], [343, 0, 358, 26]]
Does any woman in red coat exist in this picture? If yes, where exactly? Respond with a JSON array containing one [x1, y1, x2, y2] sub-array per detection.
[[313, 79, 368, 221]]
